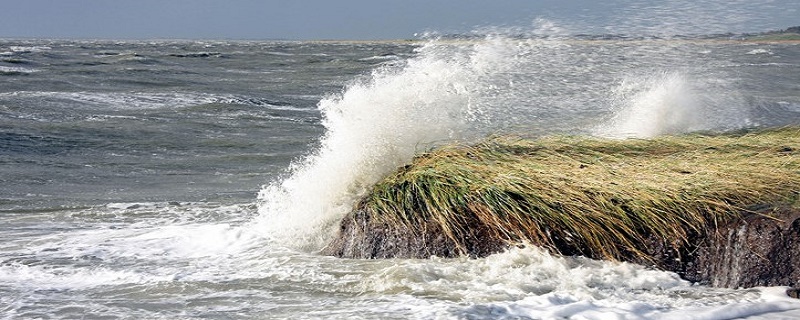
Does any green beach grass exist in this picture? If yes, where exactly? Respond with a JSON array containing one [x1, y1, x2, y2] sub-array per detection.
[[354, 127, 800, 261]]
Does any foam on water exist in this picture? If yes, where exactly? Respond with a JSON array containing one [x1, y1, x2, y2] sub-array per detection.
[[360, 246, 686, 298], [7, 45, 52, 53], [747, 48, 773, 55], [0, 262, 172, 290], [0, 66, 39, 74], [0, 91, 298, 111], [0, 204, 266, 290], [347, 247, 800, 319], [2, 203, 800, 318]]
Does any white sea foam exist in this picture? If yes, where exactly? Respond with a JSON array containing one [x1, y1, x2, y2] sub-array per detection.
[[0, 91, 218, 110], [357, 246, 800, 319], [0, 90, 299, 111], [747, 48, 773, 55], [14, 222, 791, 319], [361, 246, 687, 298], [0, 65, 39, 74], [0, 262, 170, 290], [7, 45, 51, 53], [2, 204, 799, 319], [0, 205, 269, 290]]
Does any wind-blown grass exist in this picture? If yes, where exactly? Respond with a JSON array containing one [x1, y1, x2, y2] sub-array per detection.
[[356, 127, 800, 261]]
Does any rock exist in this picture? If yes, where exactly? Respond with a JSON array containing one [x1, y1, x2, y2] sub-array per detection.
[[324, 128, 800, 289], [322, 210, 506, 259], [325, 206, 800, 289], [635, 207, 800, 288]]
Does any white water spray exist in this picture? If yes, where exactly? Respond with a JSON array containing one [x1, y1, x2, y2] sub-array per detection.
[[597, 70, 753, 139], [255, 25, 761, 249], [255, 39, 515, 250], [599, 72, 701, 138]]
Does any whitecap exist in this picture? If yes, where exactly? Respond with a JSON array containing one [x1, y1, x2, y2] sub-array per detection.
[[0, 91, 304, 112], [0, 262, 173, 290], [0, 66, 39, 74], [746, 48, 773, 55], [8, 46, 51, 53]]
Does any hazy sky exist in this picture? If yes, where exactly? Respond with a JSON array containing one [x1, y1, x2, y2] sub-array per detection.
[[1, 0, 797, 40]]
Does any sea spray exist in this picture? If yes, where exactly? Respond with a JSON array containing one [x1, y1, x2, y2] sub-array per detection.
[[596, 70, 753, 138], [256, 26, 766, 250], [253, 32, 585, 249], [255, 39, 511, 250], [599, 72, 702, 138]]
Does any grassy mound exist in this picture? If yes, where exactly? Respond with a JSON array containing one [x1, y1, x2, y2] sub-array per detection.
[[354, 127, 800, 261]]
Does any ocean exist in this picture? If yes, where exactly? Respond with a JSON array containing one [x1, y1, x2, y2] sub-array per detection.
[[2, 32, 800, 319]]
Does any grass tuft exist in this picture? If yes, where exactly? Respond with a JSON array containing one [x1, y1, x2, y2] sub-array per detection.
[[356, 127, 800, 261]]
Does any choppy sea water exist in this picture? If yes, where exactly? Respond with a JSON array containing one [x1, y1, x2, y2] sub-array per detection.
[[2, 35, 800, 319]]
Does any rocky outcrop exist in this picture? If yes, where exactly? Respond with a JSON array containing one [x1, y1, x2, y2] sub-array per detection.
[[323, 209, 507, 259], [324, 128, 800, 290], [324, 206, 800, 289], [638, 207, 800, 289]]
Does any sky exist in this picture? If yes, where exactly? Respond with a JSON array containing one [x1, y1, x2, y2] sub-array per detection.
[[0, 0, 797, 40]]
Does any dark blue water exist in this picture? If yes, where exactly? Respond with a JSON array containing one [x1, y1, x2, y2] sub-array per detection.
[[0, 40, 417, 210]]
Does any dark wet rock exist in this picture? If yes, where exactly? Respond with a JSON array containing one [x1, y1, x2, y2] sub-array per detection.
[[642, 207, 800, 289], [323, 210, 506, 259], [324, 206, 800, 289]]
